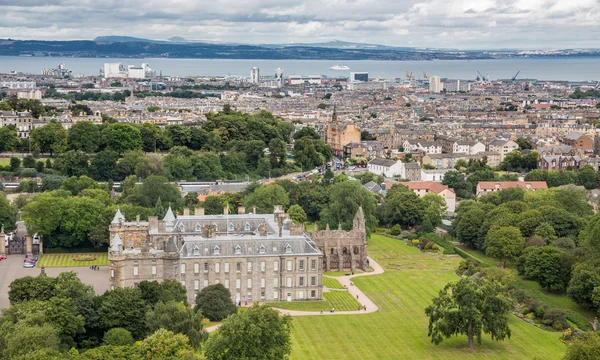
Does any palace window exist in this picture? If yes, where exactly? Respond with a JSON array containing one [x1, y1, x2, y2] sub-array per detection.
[[213, 246, 220, 255], [354, 246, 359, 255], [260, 261, 266, 272], [180, 263, 186, 274], [178, 223, 185, 232], [285, 244, 292, 254], [299, 260, 305, 271], [244, 222, 251, 231], [274, 291, 279, 299], [151, 265, 157, 275], [247, 279, 252, 288], [311, 290, 316, 298], [225, 279, 230, 289], [194, 263, 199, 274], [261, 278, 266, 288], [204, 263, 209, 273], [234, 246, 242, 255], [225, 263, 230, 273], [259, 245, 266, 254], [228, 223, 235, 232], [274, 278, 279, 287], [236, 278, 241, 289], [236, 262, 241, 272], [215, 263, 220, 273], [286, 260, 293, 271], [311, 259, 316, 271], [194, 280, 199, 290], [342, 247, 348, 255], [299, 277, 305, 287], [274, 261, 279, 271], [247, 262, 252, 272], [195, 224, 202, 232], [192, 246, 200, 256], [311, 276, 316, 286], [204, 280, 208, 288]]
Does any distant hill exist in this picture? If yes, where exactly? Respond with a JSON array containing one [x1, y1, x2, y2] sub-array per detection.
[[1, 38, 599, 60]]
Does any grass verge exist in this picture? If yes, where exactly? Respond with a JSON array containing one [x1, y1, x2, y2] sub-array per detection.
[[36, 253, 109, 267]]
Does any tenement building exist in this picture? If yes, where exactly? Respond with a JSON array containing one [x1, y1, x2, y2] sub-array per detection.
[[108, 205, 367, 304]]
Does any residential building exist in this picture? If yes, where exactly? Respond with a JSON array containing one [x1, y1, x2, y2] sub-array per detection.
[[403, 162, 422, 181], [367, 158, 404, 178], [421, 168, 453, 182], [429, 76, 442, 93], [350, 72, 368, 82], [323, 108, 361, 156], [487, 139, 519, 162], [250, 67, 260, 84], [561, 133, 593, 152], [403, 139, 442, 154], [452, 140, 485, 154], [476, 181, 548, 197]]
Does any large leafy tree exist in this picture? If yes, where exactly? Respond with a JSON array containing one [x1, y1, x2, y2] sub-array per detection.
[[454, 206, 486, 248], [195, 284, 237, 322], [383, 185, 425, 228], [30, 119, 68, 155], [484, 226, 524, 268], [101, 123, 143, 153], [204, 304, 292, 360], [567, 261, 600, 310], [68, 121, 101, 153], [126, 176, 182, 209], [287, 204, 307, 225], [193, 153, 224, 181], [98, 287, 148, 339], [89, 150, 120, 181], [137, 279, 187, 307], [0, 194, 17, 231], [146, 301, 206, 349], [53, 150, 90, 177], [564, 332, 600, 360], [517, 246, 572, 290], [425, 277, 513, 349], [319, 180, 377, 235], [61, 197, 110, 248], [138, 329, 195, 359], [243, 184, 289, 214], [0, 125, 18, 152]]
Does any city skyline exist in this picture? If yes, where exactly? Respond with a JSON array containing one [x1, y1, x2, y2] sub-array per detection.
[[1, 0, 600, 49]]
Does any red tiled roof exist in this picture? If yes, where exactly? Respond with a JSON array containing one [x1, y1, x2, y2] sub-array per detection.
[[385, 181, 454, 194], [477, 181, 548, 190]]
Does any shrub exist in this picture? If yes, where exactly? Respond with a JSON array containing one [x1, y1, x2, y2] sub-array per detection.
[[411, 239, 420, 247], [390, 224, 402, 236], [195, 284, 237, 321], [542, 308, 568, 330], [511, 289, 530, 303], [424, 242, 439, 252]]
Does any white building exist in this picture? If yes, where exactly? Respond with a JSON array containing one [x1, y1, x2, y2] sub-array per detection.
[[0, 81, 36, 89], [288, 75, 322, 85], [429, 76, 442, 93], [367, 158, 404, 178], [452, 140, 485, 154], [488, 139, 519, 162], [250, 67, 260, 84], [350, 72, 368, 82], [103, 63, 126, 78], [421, 168, 453, 182], [275, 68, 284, 87]]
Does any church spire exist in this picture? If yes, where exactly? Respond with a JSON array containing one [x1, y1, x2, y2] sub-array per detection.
[[331, 105, 338, 123]]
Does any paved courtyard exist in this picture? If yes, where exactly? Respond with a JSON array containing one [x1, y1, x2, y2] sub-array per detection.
[[0, 254, 109, 309]]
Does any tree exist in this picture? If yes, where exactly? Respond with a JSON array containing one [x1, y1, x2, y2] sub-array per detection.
[[0, 125, 18, 152], [68, 121, 101, 153], [137, 279, 187, 307], [577, 165, 598, 190], [269, 138, 287, 168], [54, 150, 90, 177], [193, 153, 224, 181], [533, 222, 557, 243], [425, 277, 513, 349], [204, 304, 292, 360], [567, 261, 600, 310], [293, 137, 331, 170], [29, 119, 68, 155], [101, 123, 143, 153], [564, 332, 600, 360], [61, 197, 109, 248], [98, 287, 148, 339], [0, 323, 60, 359], [103, 328, 134, 346], [127, 176, 182, 209], [442, 170, 471, 197], [287, 204, 307, 225], [243, 184, 289, 214], [89, 150, 120, 181], [9, 156, 21, 171], [184, 192, 200, 207], [319, 181, 377, 235], [293, 127, 320, 140], [422, 193, 446, 227], [517, 246, 569, 290], [138, 329, 195, 360], [484, 226, 525, 268], [0, 194, 17, 231], [454, 206, 485, 248], [195, 284, 237, 322], [61, 175, 100, 196], [146, 301, 206, 349], [383, 187, 425, 228], [516, 138, 532, 150], [22, 155, 35, 168]]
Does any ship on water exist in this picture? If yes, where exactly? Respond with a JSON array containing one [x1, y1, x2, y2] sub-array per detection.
[[330, 65, 350, 70]]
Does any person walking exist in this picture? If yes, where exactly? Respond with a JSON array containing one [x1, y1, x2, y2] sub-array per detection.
[[356, 294, 359, 299], [363, 305, 367, 311]]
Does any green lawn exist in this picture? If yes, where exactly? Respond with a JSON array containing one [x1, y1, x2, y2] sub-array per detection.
[[323, 291, 362, 311], [0, 158, 10, 166], [323, 271, 349, 277], [288, 234, 566, 359], [268, 301, 330, 312], [37, 253, 109, 267], [323, 277, 344, 289]]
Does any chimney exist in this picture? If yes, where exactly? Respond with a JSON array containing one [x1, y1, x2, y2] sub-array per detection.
[[148, 216, 158, 232], [238, 206, 245, 215], [183, 208, 190, 216], [195, 207, 205, 216], [258, 223, 267, 236], [136, 214, 140, 225], [224, 206, 229, 215]]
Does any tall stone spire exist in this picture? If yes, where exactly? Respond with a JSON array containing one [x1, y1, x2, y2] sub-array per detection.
[[164, 206, 175, 231], [353, 206, 365, 231]]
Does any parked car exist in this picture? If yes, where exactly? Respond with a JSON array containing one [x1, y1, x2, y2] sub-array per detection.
[[0, 254, 7, 261], [23, 262, 36, 268]]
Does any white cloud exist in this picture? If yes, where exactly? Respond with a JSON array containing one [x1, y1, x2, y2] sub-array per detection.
[[0, 0, 599, 48]]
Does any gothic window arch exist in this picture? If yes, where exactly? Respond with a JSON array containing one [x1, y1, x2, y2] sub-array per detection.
[[330, 248, 334, 255], [353, 246, 359, 255], [342, 247, 348, 255]]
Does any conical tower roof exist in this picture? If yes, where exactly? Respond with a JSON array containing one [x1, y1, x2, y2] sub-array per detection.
[[111, 208, 125, 225], [163, 206, 175, 224], [110, 234, 122, 251]]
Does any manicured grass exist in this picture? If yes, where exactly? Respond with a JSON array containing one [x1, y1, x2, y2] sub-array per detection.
[[323, 277, 344, 289], [288, 234, 566, 359], [305, 223, 314, 231], [0, 158, 10, 166], [268, 301, 330, 312], [36, 253, 109, 267], [323, 291, 362, 311]]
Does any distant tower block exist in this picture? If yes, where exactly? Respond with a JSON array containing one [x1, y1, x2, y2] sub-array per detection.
[[250, 67, 260, 84], [275, 68, 284, 87]]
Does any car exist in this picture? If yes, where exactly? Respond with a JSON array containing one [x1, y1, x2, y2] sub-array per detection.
[[0, 254, 6, 261], [23, 262, 36, 268]]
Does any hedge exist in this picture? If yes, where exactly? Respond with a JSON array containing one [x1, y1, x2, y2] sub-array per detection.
[[454, 247, 489, 267], [513, 281, 591, 331], [44, 247, 108, 254], [420, 232, 456, 255]]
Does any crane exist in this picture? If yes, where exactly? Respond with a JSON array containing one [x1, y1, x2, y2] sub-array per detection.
[[423, 71, 429, 79], [595, 80, 600, 90], [477, 71, 485, 83], [511, 71, 520, 81], [405, 71, 415, 80]]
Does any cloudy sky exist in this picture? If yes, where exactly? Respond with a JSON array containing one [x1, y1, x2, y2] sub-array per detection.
[[1, 0, 599, 49]]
